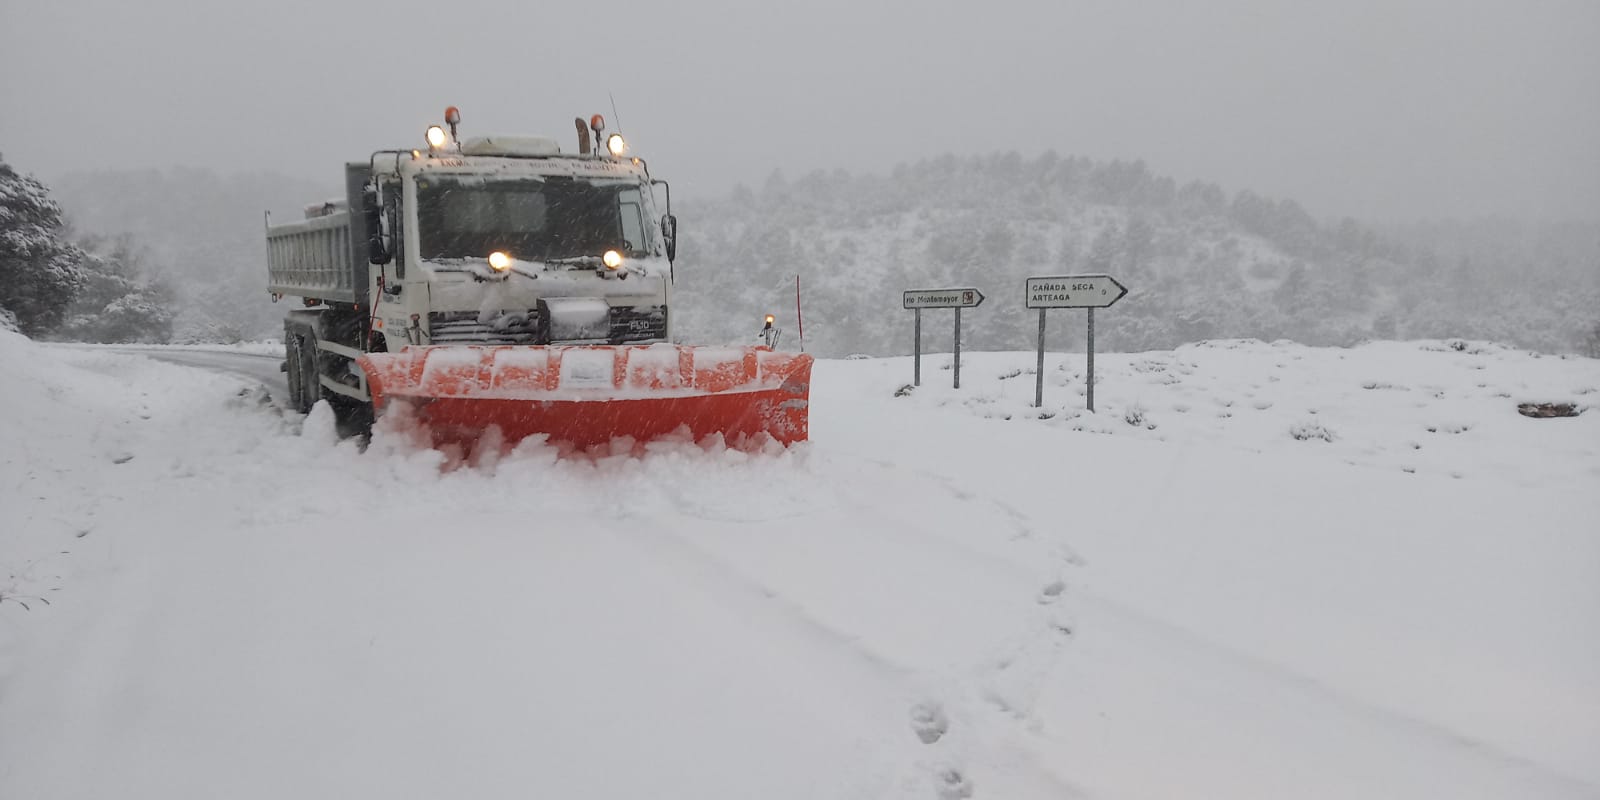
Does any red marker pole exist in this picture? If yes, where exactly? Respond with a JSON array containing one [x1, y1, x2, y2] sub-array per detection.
[[795, 275, 805, 352]]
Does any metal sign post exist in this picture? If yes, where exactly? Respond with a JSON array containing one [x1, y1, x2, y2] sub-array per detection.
[[1024, 274, 1128, 410], [904, 288, 985, 389], [954, 308, 962, 389], [1087, 307, 1096, 412], [913, 309, 922, 386], [1035, 308, 1047, 407]]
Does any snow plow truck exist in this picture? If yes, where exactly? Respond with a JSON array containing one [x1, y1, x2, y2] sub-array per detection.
[[265, 108, 812, 451]]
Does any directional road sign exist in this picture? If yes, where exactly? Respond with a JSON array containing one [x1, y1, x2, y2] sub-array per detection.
[[1025, 275, 1127, 309], [904, 288, 986, 310]]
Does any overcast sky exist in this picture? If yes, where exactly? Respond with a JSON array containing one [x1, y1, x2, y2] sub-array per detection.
[[2, 0, 1596, 221]]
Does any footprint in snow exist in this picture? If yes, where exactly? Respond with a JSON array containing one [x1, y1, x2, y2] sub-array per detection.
[[909, 702, 950, 744], [1036, 580, 1065, 605], [935, 766, 974, 800]]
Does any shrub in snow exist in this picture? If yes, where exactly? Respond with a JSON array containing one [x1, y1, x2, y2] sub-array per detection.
[[1289, 421, 1336, 442], [1517, 402, 1580, 418], [0, 306, 17, 333], [1123, 404, 1149, 427]]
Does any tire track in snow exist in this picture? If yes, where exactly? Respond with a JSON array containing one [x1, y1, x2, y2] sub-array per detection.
[[630, 453, 1090, 798], [579, 511, 933, 799], [94, 347, 289, 407], [838, 450, 1598, 796], [602, 507, 919, 681], [819, 456, 1091, 799], [1073, 590, 1600, 798]]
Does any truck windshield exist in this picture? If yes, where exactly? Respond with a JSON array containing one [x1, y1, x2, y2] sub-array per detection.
[[415, 178, 648, 261]]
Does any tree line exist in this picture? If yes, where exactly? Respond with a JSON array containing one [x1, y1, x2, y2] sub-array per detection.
[[0, 155, 172, 341], [6, 151, 1597, 358]]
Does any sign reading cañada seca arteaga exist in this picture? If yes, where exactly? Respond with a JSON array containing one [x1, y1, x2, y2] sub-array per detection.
[[1025, 275, 1127, 309], [1025, 273, 1130, 411]]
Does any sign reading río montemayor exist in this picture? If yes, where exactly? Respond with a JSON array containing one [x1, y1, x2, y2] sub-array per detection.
[[903, 288, 986, 309]]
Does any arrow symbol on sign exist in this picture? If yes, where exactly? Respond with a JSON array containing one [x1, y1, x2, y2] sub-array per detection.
[[1103, 276, 1128, 307]]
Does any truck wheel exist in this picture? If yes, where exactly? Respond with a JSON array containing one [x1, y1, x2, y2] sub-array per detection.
[[285, 336, 305, 411], [298, 335, 321, 414], [285, 332, 319, 414]]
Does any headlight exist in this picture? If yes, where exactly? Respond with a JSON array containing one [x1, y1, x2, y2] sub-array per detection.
[[426, 126, 449, 149], [606, 133, 626, 156], [488, 251, 512, 271], [602, 250, 623, 269]]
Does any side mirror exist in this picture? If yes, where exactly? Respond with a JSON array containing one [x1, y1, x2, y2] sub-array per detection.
[[363, 185, 392, 266], [661, 214, 678, 263]]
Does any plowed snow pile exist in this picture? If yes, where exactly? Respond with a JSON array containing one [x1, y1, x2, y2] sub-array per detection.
[[2, 329, 1597, 800]]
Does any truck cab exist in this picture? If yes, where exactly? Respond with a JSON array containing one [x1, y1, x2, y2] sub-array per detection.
[[266, 113, 678, 417]]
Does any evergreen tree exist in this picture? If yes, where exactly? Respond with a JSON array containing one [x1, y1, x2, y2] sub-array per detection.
[[0, 155, 88, 335]]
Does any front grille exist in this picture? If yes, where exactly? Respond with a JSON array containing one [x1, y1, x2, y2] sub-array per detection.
[[428, 310, 541, 344], [427, 305, 666, 345]]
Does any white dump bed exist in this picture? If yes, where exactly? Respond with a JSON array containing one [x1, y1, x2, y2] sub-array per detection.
[[267, 211, 360, 303], [266, 163, 371, 305]]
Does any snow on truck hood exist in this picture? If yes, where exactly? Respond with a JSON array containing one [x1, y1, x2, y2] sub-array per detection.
[[421, 254, 672, 283]]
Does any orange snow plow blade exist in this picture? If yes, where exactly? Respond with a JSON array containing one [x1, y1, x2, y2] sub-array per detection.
[[358, 344, 812, 450]]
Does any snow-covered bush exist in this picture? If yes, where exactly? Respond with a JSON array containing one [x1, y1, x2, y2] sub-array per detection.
[[1123, 403, 1150, 427], [1289, 421, 1336, 442], [0, 155, 88, 334]]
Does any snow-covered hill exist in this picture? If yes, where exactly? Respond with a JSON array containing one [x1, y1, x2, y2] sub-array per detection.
[[671, 157, 1600, 358], [2, 329, 1597, 799]]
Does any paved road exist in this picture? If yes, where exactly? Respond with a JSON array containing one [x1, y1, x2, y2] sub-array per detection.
[[104, 346, 289, 405]]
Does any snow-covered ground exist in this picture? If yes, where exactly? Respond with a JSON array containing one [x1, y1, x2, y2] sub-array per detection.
[[2, 330, 1596, 799]]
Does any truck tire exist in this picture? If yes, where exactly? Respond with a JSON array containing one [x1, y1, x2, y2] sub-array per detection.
[[283, 337, 301, 409], [283, 319, 321, 415], [292, 334, 316, 414], [285, 308, 374, 436]]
